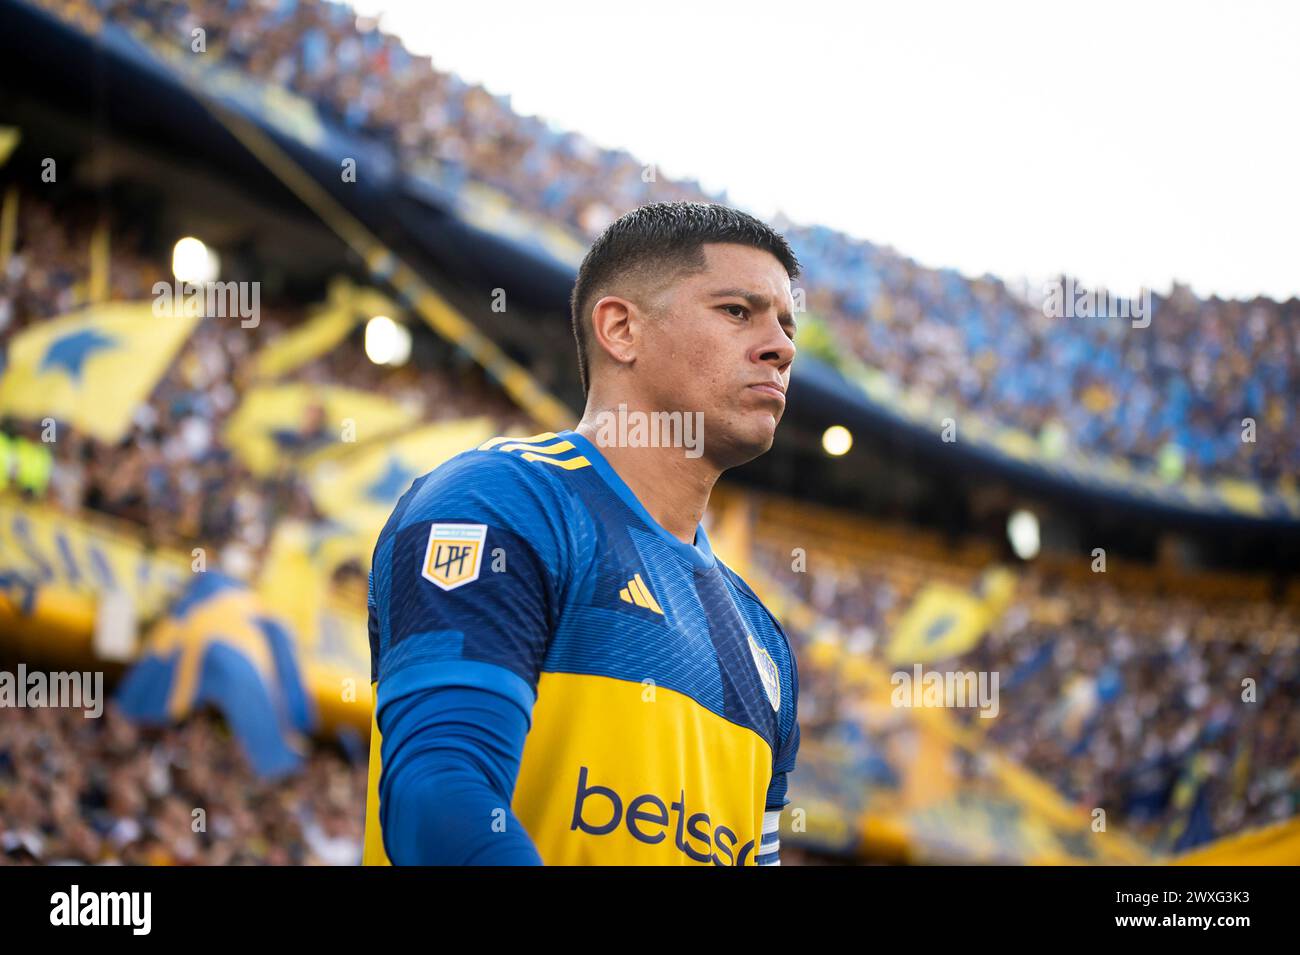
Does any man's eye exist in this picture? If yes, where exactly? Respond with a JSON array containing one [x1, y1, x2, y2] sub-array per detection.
[[723, 304, 749, 320]]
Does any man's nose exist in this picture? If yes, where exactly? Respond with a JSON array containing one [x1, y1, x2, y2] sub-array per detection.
[[751, 318, 795, 369]]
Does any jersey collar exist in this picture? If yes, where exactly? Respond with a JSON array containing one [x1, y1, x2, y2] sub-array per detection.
[[561, 429, 717, 571]]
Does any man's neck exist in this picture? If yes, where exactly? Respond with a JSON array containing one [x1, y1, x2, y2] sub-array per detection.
[[575, 409, 719, 546]]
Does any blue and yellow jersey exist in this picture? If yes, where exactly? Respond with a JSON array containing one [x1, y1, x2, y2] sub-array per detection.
[[363, 428, 799, 865]]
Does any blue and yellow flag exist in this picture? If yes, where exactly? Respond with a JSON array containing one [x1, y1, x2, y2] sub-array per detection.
[[0, 302, 199, 443], [223, 383, 421, 477], [304, 417, 496, 568], [887, 567, 1018, 665], [115, 572, 316, 778], [255, 520, 375, 729], [1164, 752, 1218, 853], [252, 278, 400, 380], [1172, 815, 1300, 865]]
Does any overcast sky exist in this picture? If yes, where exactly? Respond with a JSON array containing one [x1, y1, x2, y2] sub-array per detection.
[[353, 0, 1300, 301]]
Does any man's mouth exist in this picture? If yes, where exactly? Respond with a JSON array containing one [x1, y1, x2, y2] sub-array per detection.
[[748, 382, 786, 403]]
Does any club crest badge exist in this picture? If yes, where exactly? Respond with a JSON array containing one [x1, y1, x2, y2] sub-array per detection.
[[422, 523, 488, 591], [747, 633, 781, 712]]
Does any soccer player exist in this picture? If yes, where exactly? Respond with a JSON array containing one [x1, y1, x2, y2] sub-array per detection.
[[364, 202, 801, 865]]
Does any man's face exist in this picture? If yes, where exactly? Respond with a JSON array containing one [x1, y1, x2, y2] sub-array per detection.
[[637, 243, 797, 469]]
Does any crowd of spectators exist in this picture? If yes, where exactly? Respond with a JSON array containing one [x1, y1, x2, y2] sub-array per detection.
[[752, 534, 1300, 853], [2, 181, 1296, 859], [0, 703, 365, 865], [5, 0, 1298, 864], [34, 0, 1298, 487], [0, 187, 527, 866], [962, 574, 1300, 848], [0, 185, 524, 563]]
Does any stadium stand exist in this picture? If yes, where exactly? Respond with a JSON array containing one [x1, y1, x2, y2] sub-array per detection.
[[747, 504, 1300, 852], [29, 0, 1299, 489], [1, 704, 365, 865], [1, 0, 1296, 866]]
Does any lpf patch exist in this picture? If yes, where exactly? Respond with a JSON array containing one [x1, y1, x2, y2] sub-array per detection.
[[422, 523, 488, 591], [747, 633, 781, 712]]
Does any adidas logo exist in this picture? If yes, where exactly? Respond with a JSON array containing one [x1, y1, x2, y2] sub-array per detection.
[[619, 573, 663, 615]]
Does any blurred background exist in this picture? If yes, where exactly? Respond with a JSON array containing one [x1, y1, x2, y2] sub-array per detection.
[[0, 0, 1297, 865]]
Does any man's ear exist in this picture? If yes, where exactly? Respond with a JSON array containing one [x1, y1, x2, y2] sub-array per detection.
[[589, 295, 639, 368]]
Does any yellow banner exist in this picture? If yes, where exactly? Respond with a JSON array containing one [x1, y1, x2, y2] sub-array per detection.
[[0, 302, 199, 443], [253, 278, 400, 380], [257, 519, 374, 730], [0, 496, 191, 621], [0, 498, 373, 734], [304, 417, 495, 570], [224, 383, 421, 477], [1171, 816, 1300, 865], [888, 567, 1017, 665]]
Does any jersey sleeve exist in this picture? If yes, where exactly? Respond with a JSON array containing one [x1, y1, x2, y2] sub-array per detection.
[[764, 617, 800, 810], [366, 568, 379, 686], [759, 631, 800, 866], [369, 450, 572, 725], [378, 684, 544, 865]]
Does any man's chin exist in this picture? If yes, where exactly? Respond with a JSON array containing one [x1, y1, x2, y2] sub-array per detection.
[[710, 418, 778, 470]]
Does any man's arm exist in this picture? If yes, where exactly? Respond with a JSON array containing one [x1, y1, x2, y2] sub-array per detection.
[[368, 449, 571, 865], [758, 736, 795, 866], [758, 809, 783, 866], [378, 684, 542, 865], [759, 636, 801, 867]]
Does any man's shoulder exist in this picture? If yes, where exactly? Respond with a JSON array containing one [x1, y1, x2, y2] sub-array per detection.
[[714, 560, 800, 739], [715, 559, 771, 616], [466, 431, 597, 482], [716, 561, 795, 652], [374, 431, 588, 564], [422, 436, 548, 492]]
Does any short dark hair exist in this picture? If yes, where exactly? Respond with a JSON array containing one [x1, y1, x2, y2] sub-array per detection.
[[569, 201, 801, 396]]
